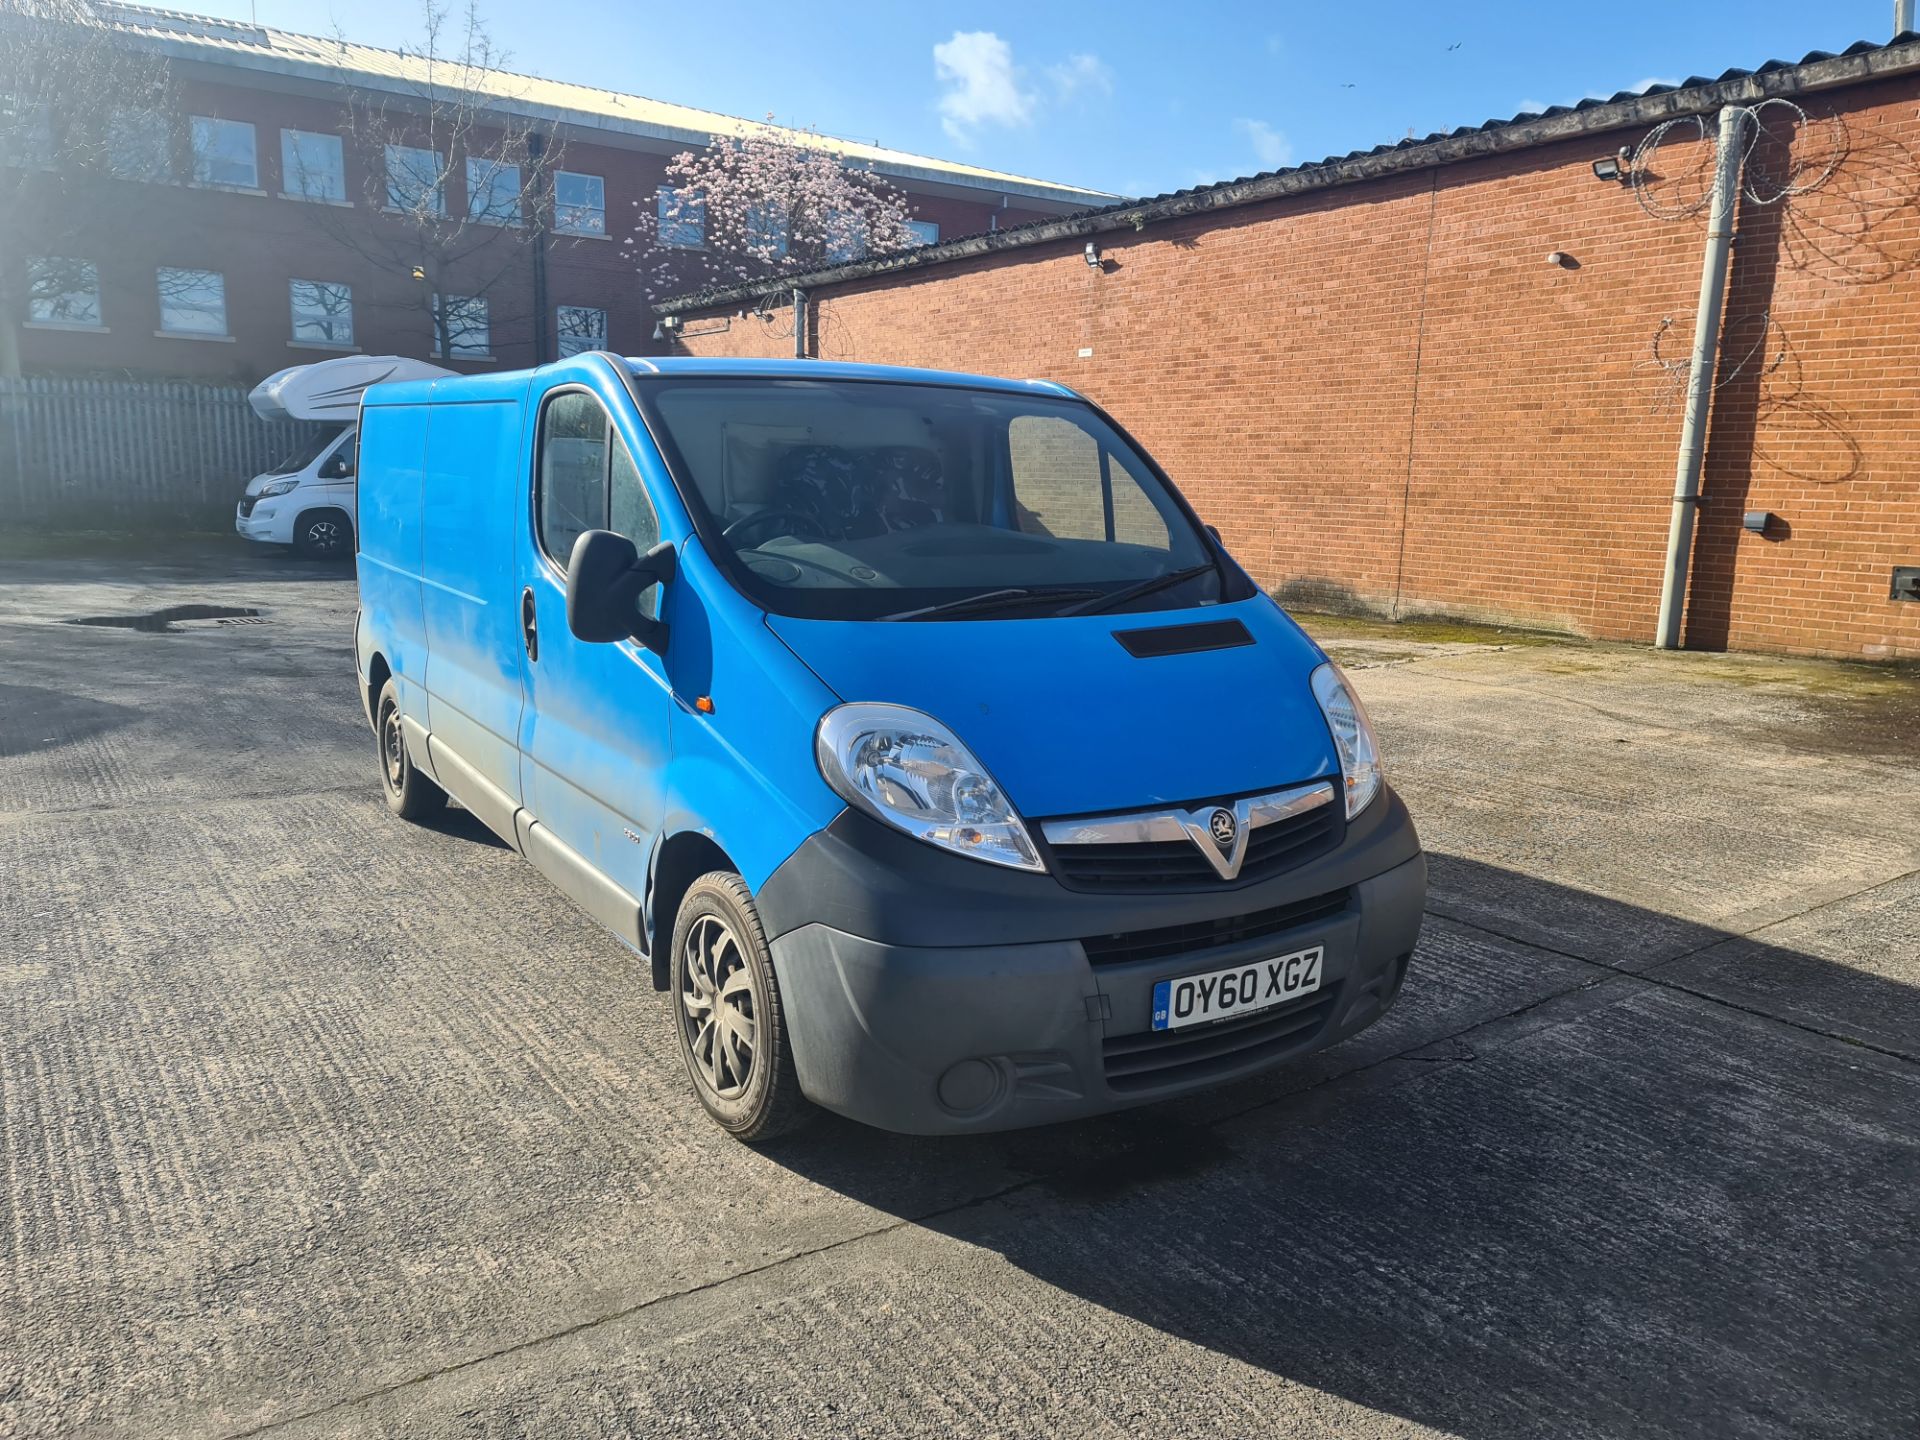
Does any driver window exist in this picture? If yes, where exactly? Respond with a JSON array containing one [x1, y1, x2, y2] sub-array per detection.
[[538, 392, 608, 565], [328, 432, 357, 479], [609, 436, 660, 616]]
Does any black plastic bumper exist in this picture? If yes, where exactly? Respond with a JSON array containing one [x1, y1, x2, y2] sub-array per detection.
[[760, 789, 1426, 1135]]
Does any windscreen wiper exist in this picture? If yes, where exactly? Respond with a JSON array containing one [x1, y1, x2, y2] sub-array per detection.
[[881, 587, 1103, 622], [1058, 563, 1218, 617]]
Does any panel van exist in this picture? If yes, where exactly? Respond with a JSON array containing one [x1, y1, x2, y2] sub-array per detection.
[[354, 355, 1426, 1141], [238, 355, 451, 557]]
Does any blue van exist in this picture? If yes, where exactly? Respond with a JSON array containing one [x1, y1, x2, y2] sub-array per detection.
[[354, 355, 1425, 1141]]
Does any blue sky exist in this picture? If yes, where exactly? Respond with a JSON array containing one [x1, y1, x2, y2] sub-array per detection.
[[196, 1, 1895, 196]]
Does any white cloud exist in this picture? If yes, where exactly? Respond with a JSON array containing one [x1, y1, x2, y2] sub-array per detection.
[[1048, 52, 1113, 102], [1234, 117, 1294, 171], [1630, 75, 1682, 92], [934, 31, 1036, 141]]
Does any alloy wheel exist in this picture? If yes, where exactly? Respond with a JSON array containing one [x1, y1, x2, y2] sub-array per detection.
[[680, 913, 758, 1100]]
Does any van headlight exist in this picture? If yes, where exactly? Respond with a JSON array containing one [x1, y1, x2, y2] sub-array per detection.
[[1310, 662, 1383, 819], [258, 477, 301, 497], [815, 703, 1043, 872]]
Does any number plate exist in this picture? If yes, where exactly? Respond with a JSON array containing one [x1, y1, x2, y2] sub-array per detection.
[[1151, 946, 1324, 1032]]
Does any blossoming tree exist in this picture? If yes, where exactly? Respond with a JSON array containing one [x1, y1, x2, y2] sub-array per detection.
[[626, 121, 922, 306]]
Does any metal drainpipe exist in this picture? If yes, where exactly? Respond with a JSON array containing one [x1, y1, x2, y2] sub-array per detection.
[[528, 132, 552, 365], [1654, 104, 1747, 650], [1900, 2, 1917, 38], [792, 287, 807, 360]]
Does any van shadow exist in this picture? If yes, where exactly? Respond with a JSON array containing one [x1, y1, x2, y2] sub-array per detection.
[[758, 857, 1920, 1437]]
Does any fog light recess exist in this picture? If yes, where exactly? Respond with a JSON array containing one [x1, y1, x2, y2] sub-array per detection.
[[936, 1058, 1005, 1116]]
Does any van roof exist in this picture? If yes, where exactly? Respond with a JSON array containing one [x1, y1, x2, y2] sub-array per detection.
[[358, 356, 1082, 408]]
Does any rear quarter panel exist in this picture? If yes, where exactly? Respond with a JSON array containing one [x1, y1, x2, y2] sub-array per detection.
[[355, 400, 431, 716]]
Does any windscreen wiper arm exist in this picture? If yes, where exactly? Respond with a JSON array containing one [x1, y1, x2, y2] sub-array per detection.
[[881, 587, 1103, 622], [1058, 563, 1218, 617]]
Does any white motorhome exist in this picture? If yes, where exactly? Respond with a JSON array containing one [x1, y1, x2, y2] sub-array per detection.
[[237, 356, 452, 557]]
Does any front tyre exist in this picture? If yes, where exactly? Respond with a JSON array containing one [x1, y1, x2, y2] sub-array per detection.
[[670, 872, 812, 1143], [294, 508, 354, 560], [375, 677, 446, 821]]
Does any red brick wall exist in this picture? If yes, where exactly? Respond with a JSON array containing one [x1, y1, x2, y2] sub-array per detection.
[[675, 79, 1920, 662], [12, 71, 1062, 385]]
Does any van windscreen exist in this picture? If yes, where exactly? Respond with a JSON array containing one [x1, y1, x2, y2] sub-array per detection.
[[638, 378, 1224, 621]]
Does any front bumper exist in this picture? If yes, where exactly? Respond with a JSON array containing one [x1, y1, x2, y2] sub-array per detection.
[[235, 499, 291, 544], [762, 790, 1426, 1135]]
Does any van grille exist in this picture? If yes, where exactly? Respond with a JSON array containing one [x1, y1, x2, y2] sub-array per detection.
[[1046, 803, 1341, 892], [1080, 889, 1351, 968], [1102, 985, 1343, 1093], [238, 495, 260, 518]]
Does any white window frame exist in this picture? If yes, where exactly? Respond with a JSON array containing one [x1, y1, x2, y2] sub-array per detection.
[[26, 257, 103, 329], [556, 304, 607, 358], [657, 186, 705, 248], [289, 279, 355, 348], [906, 219, 940, 247], [280, 129, 346, 203], [156, 267, 228, 337], [385, 144, 445, 215], [432, 293, 491, 358], [190, 116, 258, 190], [466, 156, 522, 226], [553, 170, 605, 236]]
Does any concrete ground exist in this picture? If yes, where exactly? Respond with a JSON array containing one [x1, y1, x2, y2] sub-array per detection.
[[2, 541, 1917, 1439]]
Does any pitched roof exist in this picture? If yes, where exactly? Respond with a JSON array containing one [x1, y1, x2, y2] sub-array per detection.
[[96, 3, 1113, 207], [658, 31, 1920, 314]]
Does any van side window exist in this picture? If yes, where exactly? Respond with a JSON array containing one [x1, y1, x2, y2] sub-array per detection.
[[329, 432, 357, 479], [609, 437, 660, 616], [538, 391, 612, 565], [537, 390, 660, 583], [1006, 415, 1170, 550]]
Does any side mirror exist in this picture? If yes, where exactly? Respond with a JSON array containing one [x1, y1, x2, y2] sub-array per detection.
[[1204, 523, 1222, 544], [323, 455, 350, 479], [565, 529, 676, 651]]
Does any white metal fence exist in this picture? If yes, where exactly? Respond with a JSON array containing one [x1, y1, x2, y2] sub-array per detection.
[[0, 377, 328, 527]]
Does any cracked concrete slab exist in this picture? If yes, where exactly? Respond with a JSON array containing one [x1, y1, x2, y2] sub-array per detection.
[[1, 548, 1917, 1438]]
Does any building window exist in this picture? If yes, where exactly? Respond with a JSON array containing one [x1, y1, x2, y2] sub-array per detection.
[[824, 210, 867, 265], [290, 279, 353, 346], [190, 116, 257, 188], [466, 156, 521, 225], [556, 305, 607, 358], [282, 129, 345, 201], [385, 144, 445, 215], [553, 171, 605, 236], [906, 219, 940, 247], [746, 202, 788, 260], [657, 186, 704, 248], [157, 267, 227, 335], [108, 109, 172, 181], [27, 258, 102, 327], [432, 294, 489, 357]]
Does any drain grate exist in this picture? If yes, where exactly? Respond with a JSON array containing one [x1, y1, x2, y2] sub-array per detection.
[[66, 604, 265, 633]]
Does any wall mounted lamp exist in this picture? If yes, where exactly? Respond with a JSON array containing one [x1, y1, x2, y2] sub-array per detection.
[[1084, 240, 1101, 269], [1591, 146, 1632, 182]]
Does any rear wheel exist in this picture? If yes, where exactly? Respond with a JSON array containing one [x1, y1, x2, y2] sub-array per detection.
[[294, 508, 354, 560], [670, 872, 812, 1143], [375, 678, 446, 821]]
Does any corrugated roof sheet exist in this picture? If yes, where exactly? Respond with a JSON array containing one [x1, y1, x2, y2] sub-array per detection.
[[659, 31, 1920, 312], [97, 3, 1113, 205]]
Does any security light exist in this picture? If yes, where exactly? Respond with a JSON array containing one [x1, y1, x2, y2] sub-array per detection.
[[1591, 156, 1623, 181], [1084, 241, 1101, 269]]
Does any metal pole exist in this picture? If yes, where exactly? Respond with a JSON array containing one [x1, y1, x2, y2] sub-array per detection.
[[1654, 105, 1746, 650], [1898, 1, 1917, 38], [792, 287, 806, 360]]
